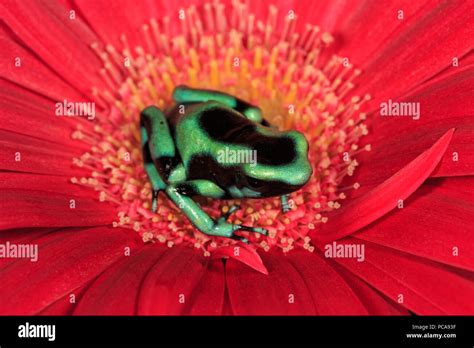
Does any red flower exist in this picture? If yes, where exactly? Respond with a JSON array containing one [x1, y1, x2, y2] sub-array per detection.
[[1, 0, 473, 315]]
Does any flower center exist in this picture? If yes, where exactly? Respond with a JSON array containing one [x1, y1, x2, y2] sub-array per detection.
[[71, 1, 370, 256]]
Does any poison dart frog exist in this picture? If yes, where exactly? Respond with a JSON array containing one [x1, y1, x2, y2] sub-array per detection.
[[140, 86, 312, 242]]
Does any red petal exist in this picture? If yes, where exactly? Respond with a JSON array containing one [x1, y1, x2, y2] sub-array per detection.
[[0, 189, 116, 230], [331, 262, 410, 315], [0, 79, 91, 149], [0, 27, 83, 101], [349, 67, 474, 195], [211, 242, 268, 275], [327, 238, 474, 314], [0, 227, 55, 245], [186, 259, 226, 315], [38, 281, 92, 315], [136, 246, 223, 315], [0, 226, 141, 314], [0, 0, 105, 96], [351, 1, 474, 110], [74, 244, 168, 315], [0, 130, 88, 176], [226, 251, 317, 315], [290, 0, 434, 65], [330, 0, 433, 62], [314, 129, 454, 242], [74, 0, 164, 49], [355, 177, 474, 271], [0, 173, 101, 199], [287, 250, 368, 315]]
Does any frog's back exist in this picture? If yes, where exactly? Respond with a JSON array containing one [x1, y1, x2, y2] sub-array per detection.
[[166, 103, 212, 161], [166, 102, 254, 184]]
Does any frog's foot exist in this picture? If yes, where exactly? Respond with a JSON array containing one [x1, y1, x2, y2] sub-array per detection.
[[210, 214, 267, 243], [280, 194, 291, 213], [165, 185, 267, 241], [231, 224, 268, 245], [216, 204, 268, 237], [235, 224, 268, 236]]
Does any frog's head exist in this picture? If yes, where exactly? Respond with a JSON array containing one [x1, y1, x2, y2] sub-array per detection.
[[237, 127, 313, 198]]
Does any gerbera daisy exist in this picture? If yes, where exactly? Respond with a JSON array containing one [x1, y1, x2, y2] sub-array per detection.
[[0, 0, 473, 315]]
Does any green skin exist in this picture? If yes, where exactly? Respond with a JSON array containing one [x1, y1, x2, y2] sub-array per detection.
[[140, 86, 312, 242]]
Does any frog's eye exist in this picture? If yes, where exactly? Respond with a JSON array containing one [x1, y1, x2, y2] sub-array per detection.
[[246, 176, 266, 189]]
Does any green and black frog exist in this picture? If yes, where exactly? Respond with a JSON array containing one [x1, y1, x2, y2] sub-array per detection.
[[140, 86, 312, 242]]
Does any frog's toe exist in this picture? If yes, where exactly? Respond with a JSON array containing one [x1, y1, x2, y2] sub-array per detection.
[[231, 234, 249, 244], [151, 190, 159, 213], [224, 204, 241, 217], [236, 225, 268, 236], [280, 194, 291, 213], [218, 204, 241, 222], [204, 219, 267, 240]]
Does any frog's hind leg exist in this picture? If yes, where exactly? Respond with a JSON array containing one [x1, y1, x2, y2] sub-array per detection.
[[165, 180, 267, 241], [173, 85, 266, 124], [140, 106, 178, 212]]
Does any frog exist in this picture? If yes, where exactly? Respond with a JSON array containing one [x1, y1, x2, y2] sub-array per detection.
[[140, 85, 312, 242]]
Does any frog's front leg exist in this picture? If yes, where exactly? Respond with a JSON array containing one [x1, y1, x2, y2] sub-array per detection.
[[165, 180, 267, 241], [140, 121, 166, 212], [140, 105, 179, 212]]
